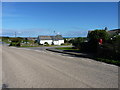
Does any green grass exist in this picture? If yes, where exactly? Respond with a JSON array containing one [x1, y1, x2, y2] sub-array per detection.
[[2, 39, 10, 44], [17, 44, 63, 47], [56, 47, 79, 51], [56, 47, 120, 66], [95, 58, 120, 66], [20, 45, 60, 47], [20, 45, 41, 47]]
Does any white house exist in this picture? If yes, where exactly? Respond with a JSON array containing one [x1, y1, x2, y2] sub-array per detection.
[[37, 35, 64, 45]]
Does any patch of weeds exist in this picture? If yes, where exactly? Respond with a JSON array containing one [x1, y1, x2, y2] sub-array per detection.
[[95, 58, 120, 66]]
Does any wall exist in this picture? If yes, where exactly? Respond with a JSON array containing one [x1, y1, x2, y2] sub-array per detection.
[[38, 39, 64, 45], [40, 40, 53, 45], [53, 40, 64, 45]]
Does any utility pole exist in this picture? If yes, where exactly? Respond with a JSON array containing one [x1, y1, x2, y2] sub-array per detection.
[[54, 31, 56, 35], [15, 32, 16, 37]]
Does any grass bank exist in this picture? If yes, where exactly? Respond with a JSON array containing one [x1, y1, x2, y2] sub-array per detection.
[[95, 58, 120, 66], [55, 47, 79, 51], [55, 47, 120, 66]]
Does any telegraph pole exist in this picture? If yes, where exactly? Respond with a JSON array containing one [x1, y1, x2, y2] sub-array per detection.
[[15, 32, 16, 37]]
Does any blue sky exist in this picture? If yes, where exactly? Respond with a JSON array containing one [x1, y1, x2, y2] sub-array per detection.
[[2, 2, 118, 37]]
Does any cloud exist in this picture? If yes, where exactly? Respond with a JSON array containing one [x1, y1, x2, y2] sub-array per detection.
[[62, 26, 89, 37], [1, 28, 55, 37], [63, 30, 88, 37]]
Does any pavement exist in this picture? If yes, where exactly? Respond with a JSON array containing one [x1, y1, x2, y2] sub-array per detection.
[[1, 45, 118, 88]]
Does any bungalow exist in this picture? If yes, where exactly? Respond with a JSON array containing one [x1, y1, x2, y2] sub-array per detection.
[[37, 35, 64, 45], [107, 29, 120, 36]]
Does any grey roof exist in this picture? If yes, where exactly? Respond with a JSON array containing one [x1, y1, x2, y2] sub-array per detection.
[[38, 35, 63, 40], [38, 36, 52, 40], [54, 35, 63, 40], [108, 29, 120, 35]]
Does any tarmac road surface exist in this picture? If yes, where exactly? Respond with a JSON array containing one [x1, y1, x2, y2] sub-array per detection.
[[1, 46, 118, 88]]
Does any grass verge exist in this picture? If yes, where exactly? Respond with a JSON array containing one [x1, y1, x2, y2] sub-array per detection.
[[56, 47, 120, 66], [55, 47, 79, 51], [95, 58, 120, 66]]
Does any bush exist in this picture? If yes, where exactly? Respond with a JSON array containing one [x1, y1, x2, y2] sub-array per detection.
[[72, 37, 85, 49], [9, 38, 21, 47], [88, 30, 109, 42], [96, 35, 120, 60], [61, 43, 65, 45], [9, 42, 21, 47], [44, 42, 49, 46], [87, 30, 109, 52], [52, 42, 54, 45]]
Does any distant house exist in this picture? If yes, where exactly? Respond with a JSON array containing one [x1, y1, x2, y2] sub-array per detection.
[[23, 37, 37, 41], [107, 29, 120, 36], [87, 29, 120, 38], [37, 35, 64, 45]]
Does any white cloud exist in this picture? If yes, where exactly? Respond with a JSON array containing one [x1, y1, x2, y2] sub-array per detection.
[[1, 28, 54, 37], [63, 30, 88, 37]]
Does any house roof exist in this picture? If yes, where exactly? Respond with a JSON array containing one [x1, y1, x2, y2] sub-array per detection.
[[38, 35, 63, 40], [108, 29, 120, 35], [54, 35, 64, 40], [108, 29, 120, 32], [38, 36, 53, 40]]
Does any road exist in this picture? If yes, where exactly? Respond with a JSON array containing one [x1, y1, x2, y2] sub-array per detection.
[[21, 45, 72, 51], [1, 46, 118, 88]]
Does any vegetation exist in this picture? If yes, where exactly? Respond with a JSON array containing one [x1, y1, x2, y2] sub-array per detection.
[[87, 30, 109, 52], [98, 35, 120, 60], [2, 37, 11, 44], [56, 47, 79, 51], [69, 37, 87, 49], [95, 58, 120, 66], [44, 42, 49, 46], [69, 29, 120, 66], [9, 38, 22, 47]]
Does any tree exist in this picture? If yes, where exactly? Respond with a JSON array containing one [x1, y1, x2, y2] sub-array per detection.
[[87, 30, 109, 52], [44, 42, 49, 46], [9, 38, 22, 47], [63, 38, 67, 43], [104, 27, 108, 30], [52, 42, 54, 45], [112, 35, 120, 57], [88, 30, 109, 43], [25, 38, 28, 44], [72, 37, 85, 49]]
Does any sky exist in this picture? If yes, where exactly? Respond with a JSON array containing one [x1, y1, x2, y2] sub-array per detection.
[[2, 2, 118, 37]]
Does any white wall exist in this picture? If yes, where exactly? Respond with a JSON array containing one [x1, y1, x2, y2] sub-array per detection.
[[39, 39, 64, 45], [59, 40, 64, 45], [40, 40, 52, 45], [53, 40, 64, 45], [53, 41, 59, 45]]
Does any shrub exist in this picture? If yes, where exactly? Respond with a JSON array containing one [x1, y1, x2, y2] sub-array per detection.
[[72, 37, 85, 49], [96, 35, 120, 60], [87, 30, 109, 52], [9, 38, 21, 47], [44, 42, 49, 46], [52, 42, 54, 45]]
